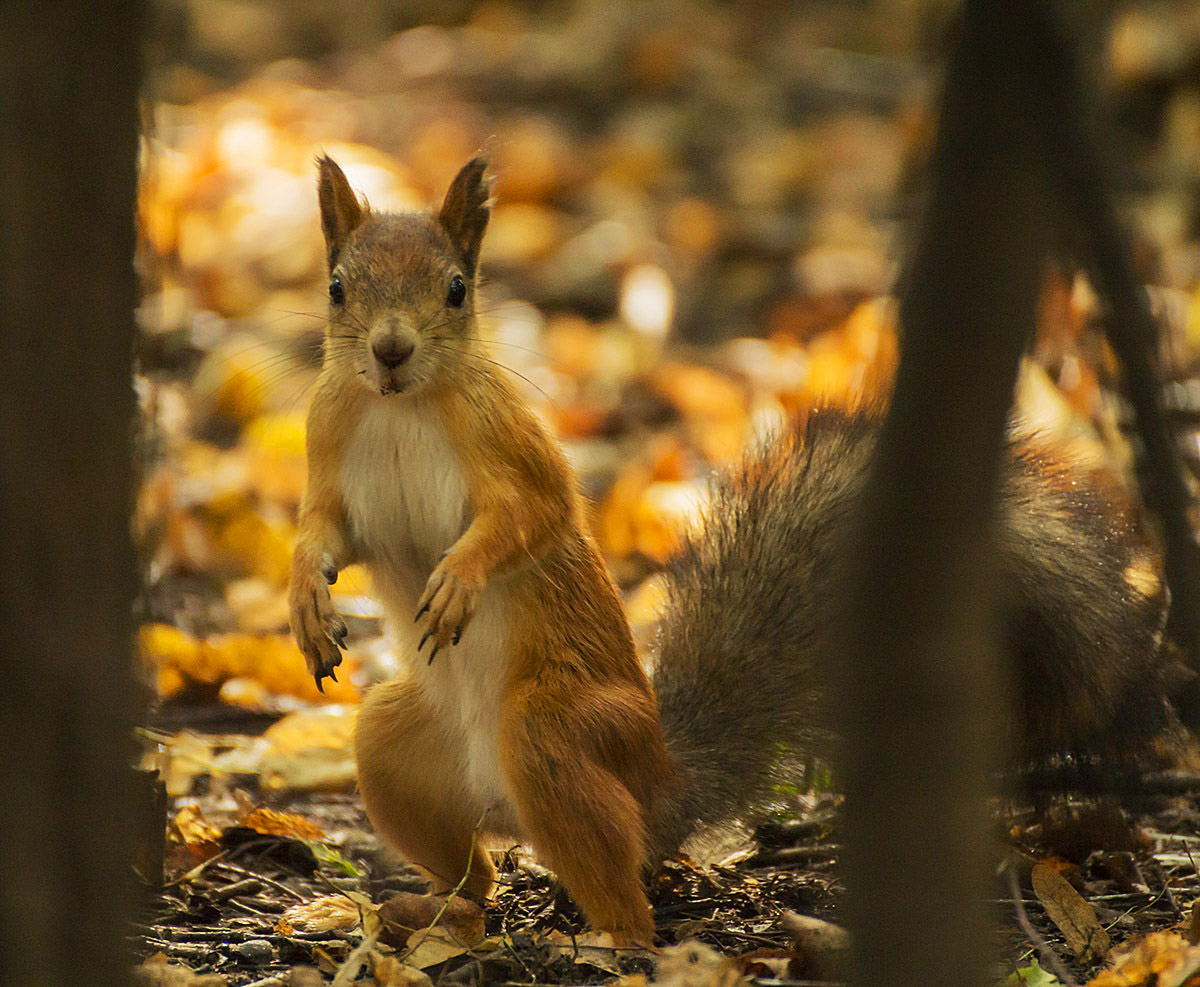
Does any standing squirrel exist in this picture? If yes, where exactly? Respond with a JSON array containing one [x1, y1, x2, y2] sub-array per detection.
[[290, 155, 1183, 944]]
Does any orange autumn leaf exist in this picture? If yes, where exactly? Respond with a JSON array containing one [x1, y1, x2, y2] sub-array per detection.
[[169, 805, 223, 862], [238, 806, 326, 841], [1084, 931, 1200, 987]]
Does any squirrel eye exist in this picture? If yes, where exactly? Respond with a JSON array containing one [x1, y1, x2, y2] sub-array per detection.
[[329, 276, 345, 306], [446, 274, 466, 308]]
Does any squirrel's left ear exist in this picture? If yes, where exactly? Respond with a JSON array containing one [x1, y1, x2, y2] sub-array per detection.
[[438, 157, 492, 277]]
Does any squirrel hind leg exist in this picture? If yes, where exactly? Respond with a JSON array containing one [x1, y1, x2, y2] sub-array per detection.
[[355, 677, 497, 896], [499, 693, 655, 945]]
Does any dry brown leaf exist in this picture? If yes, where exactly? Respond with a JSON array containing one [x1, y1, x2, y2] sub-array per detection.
[[1187, 900, 1200, 946], [379, 892, 485, 949], [1031, 862, 1111, 963], [656, 941, 745, 987], [404, 929, 473, 970], [542, 930, 628, 976], [372, 955, 435, 987]]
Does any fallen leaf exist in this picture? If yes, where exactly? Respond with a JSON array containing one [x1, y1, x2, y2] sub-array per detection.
[[1031, 862, 1110, 963], [260, 706, 358, 792], [542, 930, 629, 976], [656, 941, 745, 987], [239, 806, 327, 841], [1084, 931, 1200, 987], [243, 411, 308, 505], [780, 911, 850, 981], [380, 892, 485, 949], [404, 929, 472, 970], [168, 804, 223, 861], [372, 955, 435, 987]]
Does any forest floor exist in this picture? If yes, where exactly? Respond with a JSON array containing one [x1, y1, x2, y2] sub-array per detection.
[[133, 2, 1200, 984], [132, 728, 1200, 987]]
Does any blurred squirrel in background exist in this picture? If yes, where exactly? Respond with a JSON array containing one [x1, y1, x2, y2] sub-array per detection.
[[289, 155, 1184, 943]]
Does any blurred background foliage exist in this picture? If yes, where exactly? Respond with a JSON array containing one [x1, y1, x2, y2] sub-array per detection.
[[135, 0, 1200, 716]]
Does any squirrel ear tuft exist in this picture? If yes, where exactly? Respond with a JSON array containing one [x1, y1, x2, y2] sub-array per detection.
[[317, 155, 366, 269], [438, 157, 492, 276]]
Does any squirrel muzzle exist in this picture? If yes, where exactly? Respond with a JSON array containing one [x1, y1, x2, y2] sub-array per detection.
[[367, 322, 419, 394]]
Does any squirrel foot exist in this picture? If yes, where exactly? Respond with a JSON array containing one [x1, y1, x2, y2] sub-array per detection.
[[415, 553, 481, 662], [289, 563, 347, 691]]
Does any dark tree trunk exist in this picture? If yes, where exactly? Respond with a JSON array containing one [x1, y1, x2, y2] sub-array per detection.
[[0, 3, 143, 985], [834, 2, 1052, 984], [836, 1, 1197, 983]]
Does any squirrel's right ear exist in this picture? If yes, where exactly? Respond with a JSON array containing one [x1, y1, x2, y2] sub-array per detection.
[[317, 155, 366, 269], [438, 157, 492, 277]]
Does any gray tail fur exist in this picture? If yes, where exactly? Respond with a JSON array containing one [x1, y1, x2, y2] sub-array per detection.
[[649, 408, 1179, 856]]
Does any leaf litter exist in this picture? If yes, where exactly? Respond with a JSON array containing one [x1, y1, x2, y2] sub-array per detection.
[[132, 0, 1200, 983]]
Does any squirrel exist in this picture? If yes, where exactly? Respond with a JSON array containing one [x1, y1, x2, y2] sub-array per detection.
[[289, 154, 1184, 944]]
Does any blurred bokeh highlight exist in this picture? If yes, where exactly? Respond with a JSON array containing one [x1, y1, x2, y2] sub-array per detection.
[[135, 0, 1200, 714]]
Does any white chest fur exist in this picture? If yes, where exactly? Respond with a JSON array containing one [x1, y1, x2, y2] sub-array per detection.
[[339, 397, 512, 809], [340, 398, 470, 573]]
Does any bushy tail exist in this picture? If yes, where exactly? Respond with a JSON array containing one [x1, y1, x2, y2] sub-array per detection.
[[997, 433, 1180, 761], [649, 410, 876, 855], [648, 408, 1180, 856]]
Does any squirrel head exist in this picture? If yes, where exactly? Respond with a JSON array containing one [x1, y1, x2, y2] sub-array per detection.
[[316, 154, 493, 397]]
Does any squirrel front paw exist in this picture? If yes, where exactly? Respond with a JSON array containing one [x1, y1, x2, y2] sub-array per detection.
[[289, 559, 347, 692], [414, 553, 482, 662]]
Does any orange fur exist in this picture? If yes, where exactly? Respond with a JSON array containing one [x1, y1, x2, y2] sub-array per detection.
[[291, 157, 672, 943]]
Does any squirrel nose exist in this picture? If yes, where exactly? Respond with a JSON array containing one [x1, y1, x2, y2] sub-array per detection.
[[372, 338, 415, 369]]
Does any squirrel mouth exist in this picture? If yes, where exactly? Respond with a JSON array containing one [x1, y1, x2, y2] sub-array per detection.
[[366, 365, 410, 396], [376, 374, 413, 397]]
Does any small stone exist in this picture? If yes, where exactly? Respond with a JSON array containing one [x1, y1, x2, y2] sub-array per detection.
[[233, 939, 275, 965]]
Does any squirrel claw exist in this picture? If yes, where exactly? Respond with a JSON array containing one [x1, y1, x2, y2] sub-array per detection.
[[319, 552, 338, 585], [427, 643, 441, 665], [452, 626, 462, 646], [418, 630, 431, 651], [314, 672, 326, 694]]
